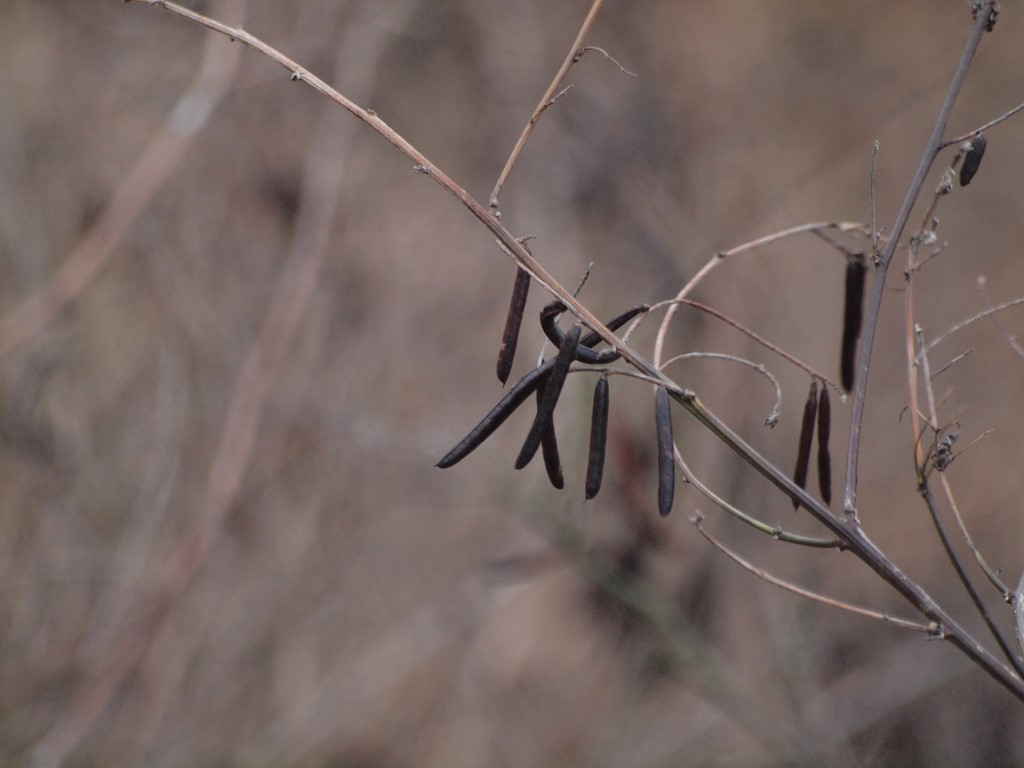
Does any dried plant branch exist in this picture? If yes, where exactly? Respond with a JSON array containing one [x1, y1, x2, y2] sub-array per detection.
[[661, 351, 782, 428], [488, 0, 608, 211], [916, 329, 1019, 637], [694, 515, 934, 634], [651, 297, 840, 391], [843, 4, 997, 520], [976, 277, 1024, 360], [941, 99, 1024, 147], [127, 0, 1024, 704], [925, 294, 1024, 353], [677, 451, 839, 549]]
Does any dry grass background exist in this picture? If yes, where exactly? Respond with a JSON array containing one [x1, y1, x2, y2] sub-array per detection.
[[1, 1, 1024, 766]]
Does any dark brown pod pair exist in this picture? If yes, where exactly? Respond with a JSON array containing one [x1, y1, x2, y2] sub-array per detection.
[[841, 258, 866, 392], [792, 379, 832, 508], [959, 134, 987, 187]]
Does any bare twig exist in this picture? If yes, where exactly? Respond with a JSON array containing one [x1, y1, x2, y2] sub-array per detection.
[[650, 297, 841, 391], [941, 99, 1024, 147], [488, 0, 608, 212], [661, 351, 782, 428], [694, 515, 933, 634]]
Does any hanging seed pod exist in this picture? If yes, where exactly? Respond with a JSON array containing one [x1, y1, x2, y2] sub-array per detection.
[[516, 324, 581, 470], [959, 134, 987, 187], [441, 307, 645, 469], [792, 379, 818, 509], [841, 258, 867, 392], [496, 267, 531, 385], [817, 383, 832, 506], [536, 373, 565, 489], [541, 301, 649, 364], [585, 375, 610, 500], [655, 386, 675, 517]]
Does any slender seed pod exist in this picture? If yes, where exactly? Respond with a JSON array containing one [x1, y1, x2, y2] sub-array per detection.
[[959, 134, 987, 187], [585, 375, 610, 500], [793, 379, 818, 509], [437, 357, 554, 468], [515, 324, 581, 470], [496, 267, 531, 384], [536, 373, 565, 489], [542, 301, 649, 364], [655, 386, 675, 517], [817, 383, 832, 506], [841, 259, 867, 392]]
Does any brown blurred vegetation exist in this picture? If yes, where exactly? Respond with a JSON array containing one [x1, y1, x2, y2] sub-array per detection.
[[1, 1, 1023, 766]]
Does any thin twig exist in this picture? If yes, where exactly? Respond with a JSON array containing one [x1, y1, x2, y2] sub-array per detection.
[[488, 0, 607, 211], [694, 515, 933, 633], [925, 295, 1024, 353], [661, 351, 782, 428], [941, 99, 1024, 147], [679, 458, 839, 549], [650, 297, 841, 392]]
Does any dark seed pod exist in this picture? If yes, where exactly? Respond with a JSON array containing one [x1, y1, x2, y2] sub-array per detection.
[[542, 301, 649, 364], [536, 373, 565, 489], [441, 305, 647, 469], [817, 384, 832, 506], [841, 259, 867, 392], [585, 375, 610, 500], [496, 268, 531, 385], [959, 134, 987, 187], [516, 324, 581, 470], [792, 379, 818, 509], [655, 386, 675, 517], [437, 356, 555, 468]]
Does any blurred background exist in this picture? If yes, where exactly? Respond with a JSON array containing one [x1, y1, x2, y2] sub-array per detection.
[[1, 1, 1023, 765]]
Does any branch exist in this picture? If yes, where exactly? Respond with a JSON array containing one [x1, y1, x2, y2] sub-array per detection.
[[842, 3, 997, 519]]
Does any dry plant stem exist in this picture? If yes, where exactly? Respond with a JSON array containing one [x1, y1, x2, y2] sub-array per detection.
[[941, 99, 1024, 147], [925, 296, 1024, 353], [678, 390, 1024, 701], [914, 330, 1023, 674], [694, 517, 932, 634], [661, 351, 782, 427], [0, 13, 240, 358], [130, 2, 650, 378], [487, 0, 606, 210], [676, 448, 838, 548], [651, 297, 839, 391], [131, 0, 1024, 703], [843, 4, 995, 519]]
